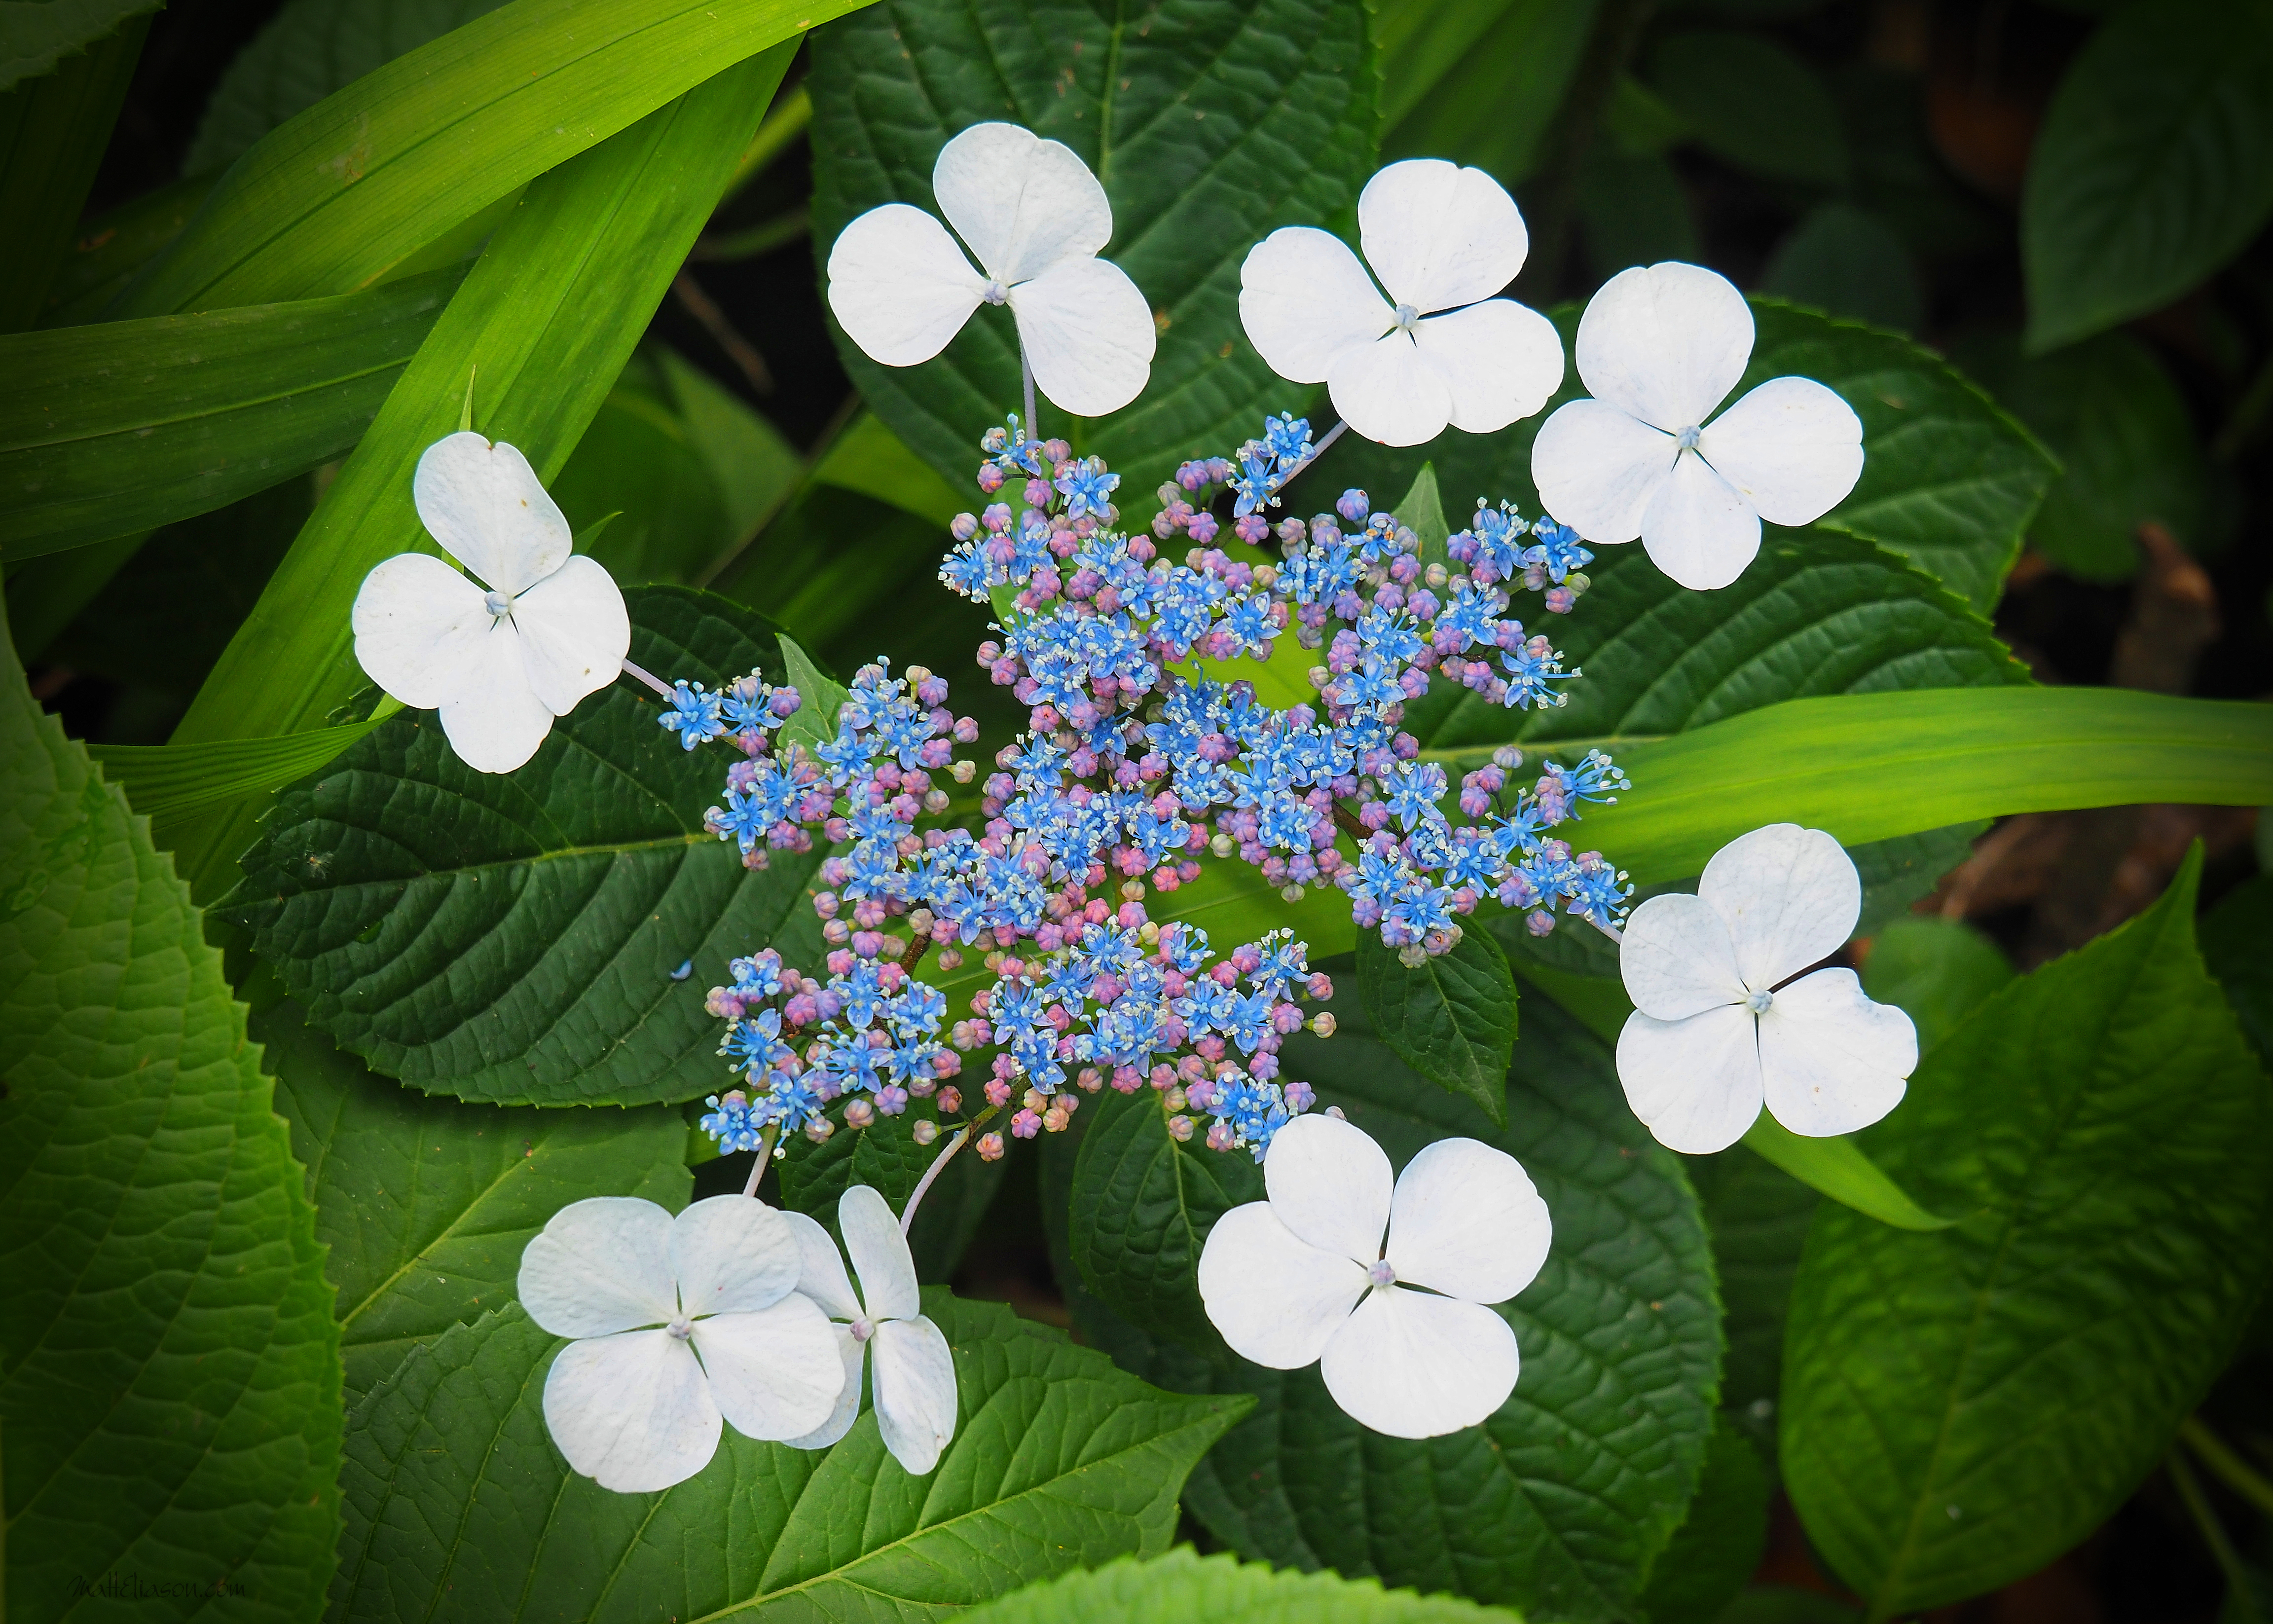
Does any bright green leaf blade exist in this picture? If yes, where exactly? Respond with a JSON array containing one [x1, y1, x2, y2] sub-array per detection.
[[0, 595, 342, 1620], [1859, 915, 2014, 1056], [2202, 873, 2273, 1062], [1355, 926, 1516, 1123], [1644, 29, 1848, 186], [807, 0, 1377, 496], [0, 15, 143, 328], [331, 1293, 1252, 1621], [120, 0, 864, 315], [0, 0, 154, 93], [1638, 1413, 1771, 1624], [963, 1548, 1522, 1624], [168, 50, 795, 895], [2021, 0, 2273, 351], [226, 587, 824, 1107], [1781, 849, 2273, 1615], [89, 712, 395, 822], [1740, 1114, 1958, 1232], [0, 265, 460, 559], [251, 976, 691, 1403]]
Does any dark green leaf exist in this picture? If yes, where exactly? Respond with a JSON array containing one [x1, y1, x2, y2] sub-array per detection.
[[964, 1548, 1521, 1623], [1380, 0, 1596, 181], [0, 0, 154, 93], [37, 170, 214, 325], [1578, 143, 1700, 281], [0, 596, 341, 1621], [1850, 821, 1987, 935], [1760, 203, 1923, 333], [1859, 915, 2013, 1056], [2202, 873, 2273, 1062], [1686, 1146, 1817, 1422], [0, 266, 460, 560], [1355, 926, 1516, 1123], [0, 14, 142, 329], [228, 586, 826, 1107], [551, 353, 731, 583], [1638, 1413, 1771, 1624], [2021, 0, 2273, 350], [777, 1103, 1011, 1284], [1781, 850, 2273, 1615], [807, 0, 1376, 495], [1645, 30, 1847, 186], [332, 1293, 1251, 1622]]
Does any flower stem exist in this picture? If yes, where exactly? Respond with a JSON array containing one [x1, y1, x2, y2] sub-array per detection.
[[2181, 1415, 2273, 1519], [619, 658, 674, 699], [899, 1104, 1000, 1235], [2168, 1446, 2262, 1622], [1275, 418, 1350, 501], [743, 1124, 779, 1197], [1021, 346, 1039, 444]]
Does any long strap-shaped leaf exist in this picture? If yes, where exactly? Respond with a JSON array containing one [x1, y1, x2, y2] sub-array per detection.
[[0, 267, 462, 560], [118, 0, 864, 316], [166, 48, 800, 897], [90, 710, 396, 822]]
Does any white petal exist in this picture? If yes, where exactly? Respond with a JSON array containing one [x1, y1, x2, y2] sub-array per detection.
[[1698, 823, 1861, 991], [1010, 255, 1155, 417], [1619, 892, 1749, 1021], [412, 432, 572, 595], [1329, 332, 1453, 447], [781, 1325, 868, 1451], [781, 1210, 863, 1322], [1640, 449, 1760, 591], [1759, 968, 1916, 1138], [1410, 299, 1565, 435], [1319, 1287, 1518, 1439], [1238, 225, 1393, 383], [1263, 1111, 1393, 1262], [1530, 398, 1675, 546], [691, 1294, 844, 1443], [871, 1315, 959, 1476], [825, 203, 987, 367], [839, 1185, 919, 1323], [349, 553, 495, 710], [511, 555, 630, 716], [517, 1196, 676, 1338], [1575, 262, 1754, 433], [1384, 1138, 1550, 1305], [542, 1329, 719, 1493], [1698, 375, 1865, 527], [1357, 158, 1530, 314], [435, 628, 557, 774], [1196, 1201, 1366, 1368], [1616, 1005, 1764, 1155], [933, 121, 1110, 286], [670, 1195, 801, 1318]]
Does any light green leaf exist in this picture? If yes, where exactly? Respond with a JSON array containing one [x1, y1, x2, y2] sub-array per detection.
[[0, 0, 153, 93], [0, 265, 460, 560], [1355, 926, 1516, 1123], [0, 593, 341, 1620], [549, 348, 741, 585], [963, 1548, 1521, 1624], [1638, 1414, 1772, 1624], [1760, 203, 1924, 333], [0, 14, 144, 329], [654, 344, 802, 549], [1644, 29, 1848, 186], [37, 169, 214, 325], [807, 0, 1377, 496], [775, 629, 852, 758], [1741, 1114, 1958, 1232], [90, 710, 396, 822], [226, 587, 825, 1107], [810, 407, 968, 528], [2021, 0, 2273, 351], [1781, 850, 2273, 1615], [331, 1293, 1252, 1622], [1859, 915, 2014, 1056]]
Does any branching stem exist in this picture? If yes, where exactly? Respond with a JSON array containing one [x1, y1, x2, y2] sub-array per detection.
[[620, 659, 674, 699]]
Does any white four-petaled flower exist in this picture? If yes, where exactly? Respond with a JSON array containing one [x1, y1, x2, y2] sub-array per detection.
[[1616, 823, 1918, 1154], [826, 122, 1155, 417], [1238, 159, 1564, 447], [1197, 1112, 1550, 1438], [517, 1195, 843, 1493], [352, 432, 629, 774], [1530, 262, 1865, 591], [779, 1186, 960, 1476]]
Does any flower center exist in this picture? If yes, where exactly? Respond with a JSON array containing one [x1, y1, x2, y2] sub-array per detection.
[[1392, 303, 1421, 335], [1746, 988, 1773, 1014], [1367, 1258, 1397, 1288], [666, 1316, 694, 1340], [849, 1317, 875, 1342], [1675, 424, 1703, 452], [982, 279, 1010, 306], [484, 589, 514, 619]]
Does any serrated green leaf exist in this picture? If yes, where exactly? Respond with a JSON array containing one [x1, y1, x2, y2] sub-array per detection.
[[2021, 0, 2273, 351], [2202, 873, 2273, 1062], [228, 586, 825, 1107], [251, 977, 691, 1402], [807, 0, 1377, 496], [1859, 916, 2013, 1056], [963, 1548, 1522, 1623], [1355, 926, 1516, 1123], [332, 1293, 1252, 1622], [0, 0, 153, 93], [0, 594, 341, 1620], [0, 266, 460, 560], [1781, 850, 2273, 1615], [1638, 1413, 1771, 1624], [1065, 997, 1721, 1622]]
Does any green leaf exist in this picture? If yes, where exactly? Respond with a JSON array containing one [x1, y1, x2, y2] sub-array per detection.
[[1073, 998, 1722, 1622], [0, 14, 143, 329], [227, 586, 825, 1107], [1638, 1413, 1771, 1624], [775, 629, 852, 758], [1355, 926, 1516, 1124], [2021, 0, 2273, 351], [1644, 29, 1848, 186], [1859, 915, 2014, 1056], [120, 0, 864, 317], [807, 0, 1377, 495], [1760, 203, 1924, 333], [37, 169, 214, 325], [550, 350, 733, 584], [0, 265, 460, 560], [1577, 144, 1699, 281], [0, 593, 341, 1619], [332, 1293, 1252, 1622], [963, 1548, 1522, 1624], [0, 0, 154, 93], [91, 711, 398, 822], [187, 0, 513, 176], [1850, 821, 1989, 935], [810, 407, 968, 528], [1686, 1145, 1818, 1421], [1740, 1113, 1958, 1232], [252, 977, 690, 1401], [1379, 0, 1595, 182], [654, 344, 802, 549], [1069, 1079, 1264, 1362], [1780, 849, 2273, 1615], [2202, 873, 2273, 1061], [167, 50, 797, 896], [1394, 462, 1451, 560]]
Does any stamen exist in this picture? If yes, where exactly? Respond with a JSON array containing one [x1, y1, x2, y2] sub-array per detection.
[[1367, 1259, 1396, 1288]]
